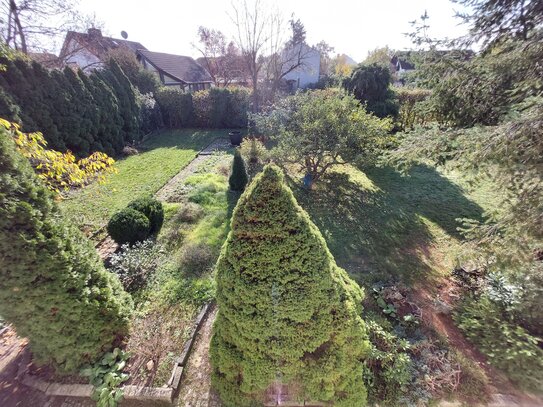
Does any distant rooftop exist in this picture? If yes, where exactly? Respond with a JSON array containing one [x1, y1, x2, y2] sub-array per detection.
[[61, 28, 147, 60], [137, 49, 213, 84]]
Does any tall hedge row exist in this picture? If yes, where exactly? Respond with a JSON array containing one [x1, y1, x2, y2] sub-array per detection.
[[156, 87, 250, 129], [0, 126, 132, 372], [0, 57, 147, 156], [210, 165, 370, 406]]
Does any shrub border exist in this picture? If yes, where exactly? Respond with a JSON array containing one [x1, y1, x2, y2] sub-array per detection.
[[19, 303, 212, 404]]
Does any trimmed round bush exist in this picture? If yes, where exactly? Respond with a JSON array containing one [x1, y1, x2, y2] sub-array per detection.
[[128, 196, 164, 234], [107, 207, 150, 245]]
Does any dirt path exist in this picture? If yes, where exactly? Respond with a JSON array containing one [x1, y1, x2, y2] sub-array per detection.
[[413, 283, 543, 407], [176, 306, 221, 407], [96, 137, 232, 260]]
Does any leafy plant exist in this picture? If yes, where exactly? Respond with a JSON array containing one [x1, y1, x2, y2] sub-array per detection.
[[239, 137, 267, 164], [2, 119, 117, 194], [179, 242, 215, 276], [81, 348, 130, 407], [109, 240, 163, 292], [454, 294, 543, 391], [363, 319, 413, 406]]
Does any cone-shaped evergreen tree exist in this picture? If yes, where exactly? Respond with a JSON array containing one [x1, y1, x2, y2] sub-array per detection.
[[228, 149, 248, 191], [211, 164, 370, 406], [0, 126, 132, 372]]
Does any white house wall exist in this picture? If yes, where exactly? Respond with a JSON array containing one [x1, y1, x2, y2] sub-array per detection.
[[282, 45, 320, 88], [64, 40, 102, 71]]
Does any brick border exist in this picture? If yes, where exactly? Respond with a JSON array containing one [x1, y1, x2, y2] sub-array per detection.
[[20, 303, 212, 404]]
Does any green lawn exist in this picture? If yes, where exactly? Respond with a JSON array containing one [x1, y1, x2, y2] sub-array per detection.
[[291, 164, 498, 287], [60, 129, 227, 236]]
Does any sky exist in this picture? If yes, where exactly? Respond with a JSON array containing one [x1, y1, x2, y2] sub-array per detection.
[[77, 0, 470, 63]]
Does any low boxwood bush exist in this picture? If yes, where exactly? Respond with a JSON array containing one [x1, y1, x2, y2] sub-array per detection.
[[128, 196, 164, 234], [108, 207, 150, 245]]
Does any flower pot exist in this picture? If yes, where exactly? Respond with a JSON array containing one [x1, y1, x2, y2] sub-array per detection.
[[228, 131, 243, 146]]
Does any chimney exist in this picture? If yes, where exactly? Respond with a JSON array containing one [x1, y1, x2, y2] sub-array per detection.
[[87, 28, 102, 39]]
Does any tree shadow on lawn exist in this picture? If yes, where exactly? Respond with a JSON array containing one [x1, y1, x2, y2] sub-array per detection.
[[291, 164, 485, 287]]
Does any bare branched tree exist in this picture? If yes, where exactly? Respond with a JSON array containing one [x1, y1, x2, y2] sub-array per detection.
[[193, 26, 246, 87], [1, 0, 102, 54], [229, 0, 270, 111], [264, 16, 314, 98], [229, 0, 314, 109]]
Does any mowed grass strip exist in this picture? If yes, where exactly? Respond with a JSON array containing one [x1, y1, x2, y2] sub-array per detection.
[[60, 129, 225, 235]]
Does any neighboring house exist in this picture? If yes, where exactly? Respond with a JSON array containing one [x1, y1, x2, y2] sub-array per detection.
[[282, 43, 320, 90], [390, 54, 416, 81], [137, 50, 213, 92], [59, 28, 147, 72]]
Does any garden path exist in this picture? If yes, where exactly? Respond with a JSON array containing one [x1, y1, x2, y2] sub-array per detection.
[[97, 138, 232, 260], [176, 306, 221, 407]]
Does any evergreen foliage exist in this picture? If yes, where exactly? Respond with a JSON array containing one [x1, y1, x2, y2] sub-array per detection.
[[107, 207, 151, 245], [0, 126, 132, 372], [0, 56, 156, 156], [155, 88, 194, 128], [228, 150, 248, 191], [211, 165, 370, 406], [343, 64, 399, 118], [127, 196, 164, 234]]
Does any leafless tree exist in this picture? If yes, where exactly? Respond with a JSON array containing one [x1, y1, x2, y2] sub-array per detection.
[[230, 0, 314, 110], [229, 0, 270, 111], [264, 17, 313, 98], [315, 40, 335, 76], [1, 0, 102, 54], [193, 26, 247, 87]]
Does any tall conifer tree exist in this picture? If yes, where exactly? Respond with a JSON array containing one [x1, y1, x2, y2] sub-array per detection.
[[0, 126, 132, 372], [211, 165, 370, 406]]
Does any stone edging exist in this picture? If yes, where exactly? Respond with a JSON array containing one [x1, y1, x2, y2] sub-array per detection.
[[20, 303, 212, 404]]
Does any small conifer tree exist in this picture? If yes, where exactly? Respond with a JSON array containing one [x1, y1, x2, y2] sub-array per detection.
[[0, 126, 132, 372], [228, 149, 248, 191], [211, 164, 370, 406]]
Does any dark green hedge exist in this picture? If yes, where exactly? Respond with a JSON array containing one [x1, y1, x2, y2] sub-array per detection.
[[211, 165, 370, 406], [0, 126, 132, 372], [157, 87, 250, 129], [0, 57, 148, 156]]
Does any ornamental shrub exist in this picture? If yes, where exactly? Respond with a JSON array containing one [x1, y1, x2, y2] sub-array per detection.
[[228, 150, 248, 192], [107, 207, 151, 245], [0, 126, 132, 372], [127, 196, 164, 234], [211, 164, 370, 406]]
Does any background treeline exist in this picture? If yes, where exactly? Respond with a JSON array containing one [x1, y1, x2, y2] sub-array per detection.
[[0, 56, 250, 158]]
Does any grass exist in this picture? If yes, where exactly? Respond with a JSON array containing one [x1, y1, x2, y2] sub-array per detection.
[[291, 164, 493, 287], [60, 129, 226, 236]]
